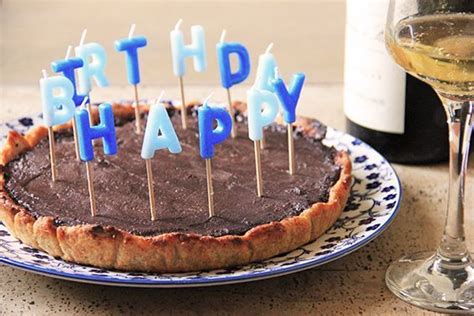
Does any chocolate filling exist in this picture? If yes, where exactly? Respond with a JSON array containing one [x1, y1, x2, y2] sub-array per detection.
[[4, 104, 341, 237]]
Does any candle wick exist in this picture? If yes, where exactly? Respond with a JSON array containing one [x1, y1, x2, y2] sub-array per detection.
[[79, 29, 88, 46], [42, 69, 48, 79], [128, 23, 136, 39], [155, 90, 165, 106], [265, 42, 274, 54], [220, 29, 227, 43], [174, 18, 183, 31], [203, 92, 214, 106], [65, 45, 72, 60]]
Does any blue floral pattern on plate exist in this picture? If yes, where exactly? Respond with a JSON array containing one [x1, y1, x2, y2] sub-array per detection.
[[0, 114, 401, 288]]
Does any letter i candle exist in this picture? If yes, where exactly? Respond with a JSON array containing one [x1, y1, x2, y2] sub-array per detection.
[[115, 24, 147, 134], [247, 89, 279, 197], [75, 103, 117, 216], [170, 19, 207, 130], [216, 29, 251, 138], [51, 45, 87, 160], [198, 95, 232, 217], [272, 70, 306, 175], [40, 70, 76, 181], [141, 91, 182, 221]]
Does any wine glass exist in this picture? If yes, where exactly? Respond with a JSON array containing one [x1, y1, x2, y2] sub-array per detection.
[[385, 0, 473, 313]]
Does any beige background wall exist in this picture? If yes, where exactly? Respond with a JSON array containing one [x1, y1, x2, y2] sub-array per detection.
[[1, 0, 346, 87]]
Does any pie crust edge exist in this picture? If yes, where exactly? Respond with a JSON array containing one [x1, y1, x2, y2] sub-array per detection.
[[0, 102, 352, 273]]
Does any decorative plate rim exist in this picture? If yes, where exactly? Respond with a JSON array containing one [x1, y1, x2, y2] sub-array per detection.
[[0, 117, 402, 288]]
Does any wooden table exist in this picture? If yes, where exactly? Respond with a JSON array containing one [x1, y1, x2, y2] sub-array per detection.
[[1, 85, 472, 315]]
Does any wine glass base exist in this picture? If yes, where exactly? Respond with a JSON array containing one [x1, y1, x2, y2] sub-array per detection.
[[386, 251, 474, 313]]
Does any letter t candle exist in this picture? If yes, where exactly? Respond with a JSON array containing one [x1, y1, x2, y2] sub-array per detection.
[[115, 24, 148, 134]]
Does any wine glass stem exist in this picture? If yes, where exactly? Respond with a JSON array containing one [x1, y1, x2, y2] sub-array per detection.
[[438, 98, 473, 264]]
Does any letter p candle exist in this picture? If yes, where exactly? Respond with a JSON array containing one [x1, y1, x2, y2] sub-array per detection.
[[198, 94, 232, 217]]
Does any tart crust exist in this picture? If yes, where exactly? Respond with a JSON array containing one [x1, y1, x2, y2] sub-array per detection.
[[0, 102, 352, 273]]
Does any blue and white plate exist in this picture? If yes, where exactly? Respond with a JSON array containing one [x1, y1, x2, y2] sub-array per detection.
[[0, 114, 401, 288]]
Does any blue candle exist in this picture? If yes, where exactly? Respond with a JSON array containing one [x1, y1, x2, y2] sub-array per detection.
[[40, 74, 76, 127], [114, 26, 147, 85], [51, 55, 87, 106], [272, 72, 306, 124], [198, 101, 232, 159], [252, 43, 277, 92], [247, 89, 279, 141], [170, 19, 207, 77], [75, 30, 109, 96], [75, 103, 117, 161], [216, 32, 250, 89], [141, 99, 182, 159]]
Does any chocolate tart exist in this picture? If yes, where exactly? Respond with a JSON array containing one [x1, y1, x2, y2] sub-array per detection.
[[0, 101, 351, 273]]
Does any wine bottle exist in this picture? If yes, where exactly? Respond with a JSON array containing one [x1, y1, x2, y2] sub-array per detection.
[[343, 0, 449, 164]]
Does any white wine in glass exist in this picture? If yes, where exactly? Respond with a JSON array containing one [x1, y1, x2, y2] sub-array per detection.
[[385, 1, 473, 313]]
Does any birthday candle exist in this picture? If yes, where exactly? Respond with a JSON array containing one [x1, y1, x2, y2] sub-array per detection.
[[216, 29, 251, 138], [216, 31, 250, 90], [114, 27, 147, 85], [170, 20, 207, 77], [170, 19, 207, 130], [246, 88, 279, 197], [40, 71, 76, 181], [252, 43, 277, 92], [198, 96, 232, 217], [115, 24, 148, 134], [272, 72, 306, 175], [272, 72, 306, 124], [51, 47, 87, 106], [51, 46, 88, 160], [76, 103, 117, 161], [141, 92, 182, 220], [75, 30, 109, 96], [40, 76, 76, 127], [75, 103, 117, 216]]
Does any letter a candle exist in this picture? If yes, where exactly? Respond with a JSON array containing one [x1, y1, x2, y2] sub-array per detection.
[[247, 88, 279, 197], [40, 70, 76, 181], [216, 29, 251, 138], [198, 94, 232, 217], [115, 24, 147, 134], [272, 69, 305, 175], [141, 91, 182, 221], [170, 19, 207, 130], [75, 103, 117, 216]]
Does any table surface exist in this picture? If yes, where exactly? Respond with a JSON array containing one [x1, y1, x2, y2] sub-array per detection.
[[0, 85, 472, 315]]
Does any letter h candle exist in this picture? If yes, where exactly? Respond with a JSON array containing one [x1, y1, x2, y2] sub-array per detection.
[[170, 19, 207, 130], [76, 103, 117, 216]]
